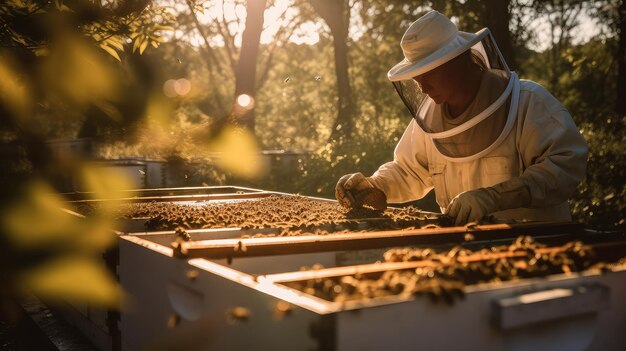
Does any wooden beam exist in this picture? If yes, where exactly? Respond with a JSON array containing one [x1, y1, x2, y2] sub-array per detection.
[[174, 221, 585, 259], [263, 241, 626, 284]]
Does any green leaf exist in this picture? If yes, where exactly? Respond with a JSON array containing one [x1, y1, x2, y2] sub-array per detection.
[[106, 37, 125, 51], [155, 25, 175, 32], [20, 256, 124, 308], [132, 37, 141, 52], [150, 35, 164, 43], [100, 44, 121, 61], [34, 47, 49, 56], [139, 39, 148, 54], [54, 0, 72, 12]]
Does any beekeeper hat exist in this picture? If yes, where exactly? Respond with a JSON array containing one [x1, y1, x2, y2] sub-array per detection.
[[388, 10, 488, 81]]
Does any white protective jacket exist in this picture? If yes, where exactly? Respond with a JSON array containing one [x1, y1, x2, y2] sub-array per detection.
[[369, 79, 589, 221]]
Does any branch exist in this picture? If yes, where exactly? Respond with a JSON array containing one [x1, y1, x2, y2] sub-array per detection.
[[184, 0, 222, 71], [214, 0, 238, 74], [257, 11, 306, 90]]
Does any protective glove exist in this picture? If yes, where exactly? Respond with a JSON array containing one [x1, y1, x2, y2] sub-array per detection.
[[446, 178, 531, 226], [445, 188, 499, 226], [335, 172, 387, 211]]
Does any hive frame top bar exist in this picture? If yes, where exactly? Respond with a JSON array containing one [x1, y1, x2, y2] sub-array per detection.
[[62, 185, 267, 202], [171, 221, 585, 259], [64, 187, 352, 207], [66, 190, 277, 204], [261, 240, 626, 284]]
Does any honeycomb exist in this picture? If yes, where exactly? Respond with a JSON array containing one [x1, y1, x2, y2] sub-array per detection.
[[86, 195, 451, 233], [285, 236, 605, 304]]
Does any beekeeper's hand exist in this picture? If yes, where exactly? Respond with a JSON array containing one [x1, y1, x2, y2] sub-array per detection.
[[335, 172, 387, 211], [446, 178, 531, 226], [446, 188, 498, 226]]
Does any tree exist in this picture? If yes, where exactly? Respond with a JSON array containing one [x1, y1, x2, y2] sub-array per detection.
[[309, 0, 356, 142], [530, 0, 586, 95], [480, 0, 515, 68], [234, 0, 268, 132], [616, 0, 625, 115], [179, 0, 308, 135]]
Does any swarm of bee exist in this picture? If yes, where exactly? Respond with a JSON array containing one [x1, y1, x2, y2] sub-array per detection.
[[85, 195, 450, 233], [286, 236, 598, 305]]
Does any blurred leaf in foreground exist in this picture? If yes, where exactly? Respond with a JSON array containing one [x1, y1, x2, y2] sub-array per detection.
[[0, 55, 32, 120], [2, 180, 116, 251], [19, 255, 124, 308], [39, 34, 120, 117], [3, 181, 85, 249], [81, 163, 137, 200], [205, 125, 264, 179]]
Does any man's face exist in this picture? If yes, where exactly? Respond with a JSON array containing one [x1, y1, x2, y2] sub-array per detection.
[[412, 55, 466, 105]]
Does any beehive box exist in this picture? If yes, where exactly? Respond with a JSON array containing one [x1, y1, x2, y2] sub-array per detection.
[[60, 186, 624, 351], [118, 228, 626, 351]]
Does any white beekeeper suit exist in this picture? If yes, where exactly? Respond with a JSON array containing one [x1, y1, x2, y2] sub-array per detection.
[[335, 10, 588, 225]]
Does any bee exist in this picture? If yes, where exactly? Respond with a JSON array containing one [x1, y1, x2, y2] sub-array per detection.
[[227, 307, 251, 324], [273, 301, 293, 320], [167, 313, 181, 328], [185, 269, 199, 281]]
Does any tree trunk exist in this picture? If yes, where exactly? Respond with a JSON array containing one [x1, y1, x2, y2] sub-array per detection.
[[481, 0, 515, 69], [617, 0, 626, 116], [310, 0, 355, 142], [234, 0, 267, 133]]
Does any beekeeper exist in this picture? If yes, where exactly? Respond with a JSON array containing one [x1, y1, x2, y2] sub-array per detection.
[[335, 10, 588, 226]]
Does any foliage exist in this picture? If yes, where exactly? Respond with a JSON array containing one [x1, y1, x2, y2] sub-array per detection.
[[0, 0, 179, 309], [0, 0, 175, 59], [255, 40, 337, 150], [519, 31, 623, 231], [571, 120, 625, 231]]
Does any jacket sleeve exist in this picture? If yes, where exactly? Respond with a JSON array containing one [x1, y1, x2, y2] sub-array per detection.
[[516, 82, 589, 208], [368, 119, 433, 203]]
